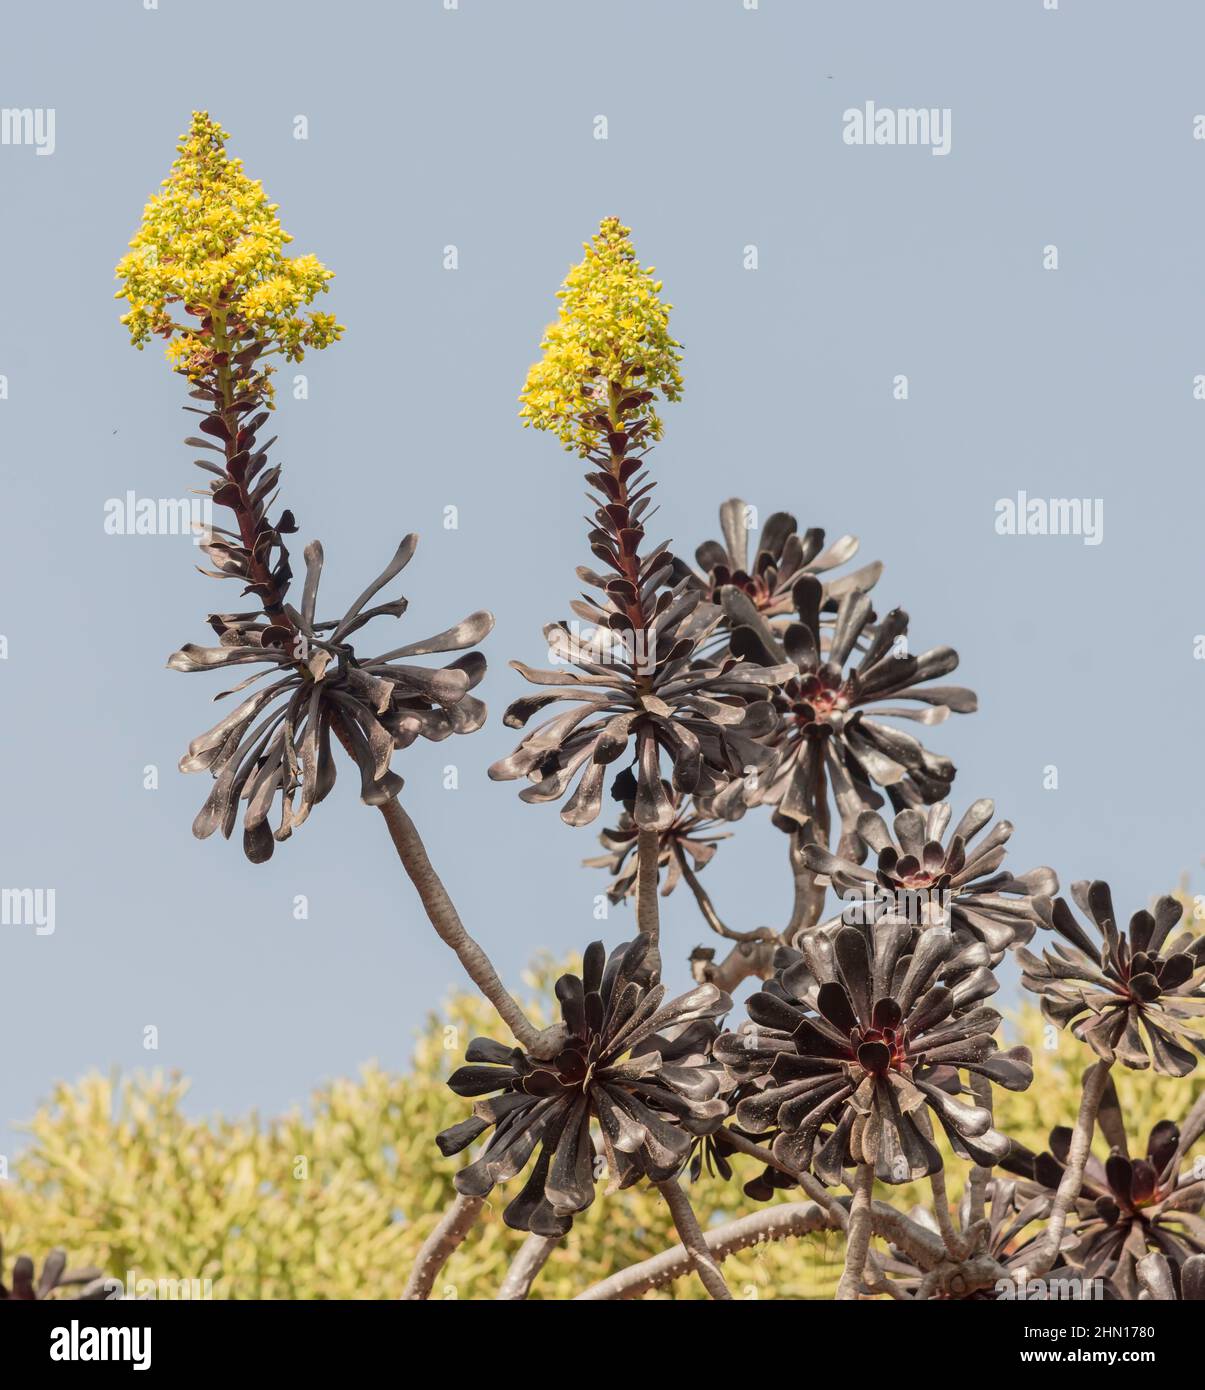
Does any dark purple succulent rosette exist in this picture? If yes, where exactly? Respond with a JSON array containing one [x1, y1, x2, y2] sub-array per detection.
[[436, 935, 731, 1235], [716, 922, 1031, 1185], [1018, 880, 1205, 1076], [172, 535, 491, 861], [803, 800, 1056, 963], [687, 497, 881, 624], [488, 577, 789, 830], [1002, 1086, 1205, 1300], [720, 576, 976, 855], [875, 1177, 1102, 1300]]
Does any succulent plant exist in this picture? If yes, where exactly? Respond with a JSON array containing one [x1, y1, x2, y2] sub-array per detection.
[[174, 536, 491, 860], [436, 935, 731, 1234], [875, 1178, 1091, 1300], [584, 798, 730, 905], [720, 580, 976, 851], [113, 147, 1205, 1307], [1018, 882, 1205, 1075], [689, 498, 881, 620], [716, 923, 1032, 1185], [1003, 1088, 1205, 1299], [489, 584, 786, 829], [803, 800, 1057, 962]]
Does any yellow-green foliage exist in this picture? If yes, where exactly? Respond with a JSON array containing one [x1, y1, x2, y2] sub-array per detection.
[[1, 964, 1199, 1300]]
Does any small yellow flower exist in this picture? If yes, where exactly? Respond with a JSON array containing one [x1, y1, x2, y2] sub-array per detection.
[[520, 217, 683, 456], [115, 112, 343, 389]]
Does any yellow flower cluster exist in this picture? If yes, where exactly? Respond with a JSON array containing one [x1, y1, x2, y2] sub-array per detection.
[[520, 217, 684, 456], [114, 111, 343, 384]]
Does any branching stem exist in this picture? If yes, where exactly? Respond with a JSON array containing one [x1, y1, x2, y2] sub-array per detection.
[[656, 1177, 732, 1300], [636, 826, 662, 974], [402, 1193, 483, 1301], [1025, 1059, 1112, 1278], [836, 1163, 874, 1300], [576, 1201, 833, 1300], [497, 1234, 560, 1301]]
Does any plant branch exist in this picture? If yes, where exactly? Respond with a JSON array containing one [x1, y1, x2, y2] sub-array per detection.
[[680, 859, 770, 944], [718, 1128, 847, 1227], [355, 772, 558, 1058], [1024, 1059, 1112, 1278], [636, 827, 662, 975], [656, 1177, 733, 1300], [787, 831, 827, 939], [402, 1193, 484, 1300], [836, 1163, 874, 1300], [689, 938, 777, 993], [575, 1201, 834, 1300], [716, 1126, 947, 1267], [496, 1234, 560, 1301], [928, 1165, 968, 1261]]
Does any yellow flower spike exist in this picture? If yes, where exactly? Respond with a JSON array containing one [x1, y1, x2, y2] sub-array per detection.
[[519, 216, 683, 457], [114, 111, 344, 389]]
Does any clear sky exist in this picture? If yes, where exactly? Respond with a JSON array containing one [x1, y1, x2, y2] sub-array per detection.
[[1, 0, 1203, 1157]]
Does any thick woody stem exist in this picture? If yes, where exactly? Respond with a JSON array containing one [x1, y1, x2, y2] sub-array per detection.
[[576, 1201, 835, 1300], [836, 1163, 875, 1300], [365, 784, 557, 1058], [869, 1201, 947, 1270], [1024, 1059, 1112, 1278], [721, 1130, 975, 1299], [656, 1178, 733, 1300], [402, 1193, 484, 1300], [690, 939, 777, 992], [635, 827, 662, 974], [496, 1234, 560, 1301]]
